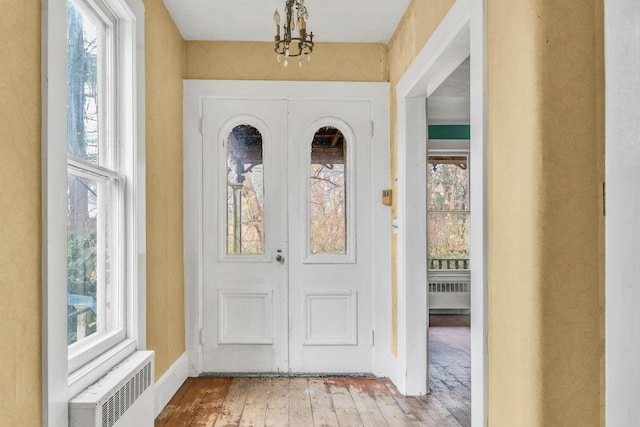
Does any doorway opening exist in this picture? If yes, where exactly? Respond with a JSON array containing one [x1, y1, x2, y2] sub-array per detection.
[[394, 0, 486, 425], [426, 58, 471, 426]]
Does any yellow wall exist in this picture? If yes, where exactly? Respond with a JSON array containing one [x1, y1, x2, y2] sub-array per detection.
[[487, 0, 604, 425], [387, 0, 457, 354], [186, 41, 387, 82], [388, 0, 604, 424], [0, 0, 606, 423], [142, 0, 187, 381], [0, 1, 42, 425]]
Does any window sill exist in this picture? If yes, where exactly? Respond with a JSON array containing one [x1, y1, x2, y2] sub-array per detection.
[[67, 338, 137, 397]]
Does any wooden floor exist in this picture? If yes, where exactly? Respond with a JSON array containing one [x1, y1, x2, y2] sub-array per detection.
[[156, 314, 470, 426]]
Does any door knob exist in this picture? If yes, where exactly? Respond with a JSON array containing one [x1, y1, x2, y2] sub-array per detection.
[[275, 254, 285, 264]]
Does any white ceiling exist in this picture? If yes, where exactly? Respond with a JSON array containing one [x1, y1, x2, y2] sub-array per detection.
[[431, 57, 470, 98], [162, 0, 412, 43]]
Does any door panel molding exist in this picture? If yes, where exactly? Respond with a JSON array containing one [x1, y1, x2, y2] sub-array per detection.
[[303, 291, 358, 346], [302, 116, 357, 264], [218, 290, 273, 344], [216, 114, 273, 263]]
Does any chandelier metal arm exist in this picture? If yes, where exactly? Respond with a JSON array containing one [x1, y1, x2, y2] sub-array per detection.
[[273, 0, 314, 65]]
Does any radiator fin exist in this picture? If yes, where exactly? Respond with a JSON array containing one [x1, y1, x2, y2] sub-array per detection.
[[101, 360, 152, 427], [429, 282, 470, 293]]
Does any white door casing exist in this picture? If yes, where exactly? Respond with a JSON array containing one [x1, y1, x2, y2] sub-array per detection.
[[184, 80, 390, 379], [183, 80, 388, 376]]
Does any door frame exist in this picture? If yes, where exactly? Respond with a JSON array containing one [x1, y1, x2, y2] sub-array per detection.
[[394, 0, 487, 425], [183, 80, 390, 377], [605, 0, 640, 423]]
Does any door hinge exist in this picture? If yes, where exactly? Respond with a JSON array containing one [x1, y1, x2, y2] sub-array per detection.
[[370, 329, 375, 346], [371, 120, 375, 137], [199, 328, 205, 346]]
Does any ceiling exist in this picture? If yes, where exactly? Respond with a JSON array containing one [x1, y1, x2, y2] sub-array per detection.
[[431, 57, 470, 98], [162, 0, 412, 43]]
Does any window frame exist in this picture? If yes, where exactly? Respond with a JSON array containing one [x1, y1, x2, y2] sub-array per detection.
[[42, 0, 145, 424], [65, 0, 127, 372], [426, 149, 470, 272]]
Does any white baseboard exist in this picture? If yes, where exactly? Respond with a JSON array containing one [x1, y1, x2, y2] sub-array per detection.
[[154, 352, 189, 418]]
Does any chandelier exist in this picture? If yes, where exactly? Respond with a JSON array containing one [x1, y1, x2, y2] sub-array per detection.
[[273, 0, 314, 67]]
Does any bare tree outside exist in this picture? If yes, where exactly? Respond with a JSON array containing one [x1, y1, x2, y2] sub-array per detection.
[[309, 127, 347, 255], [67, 0, 101, 344], [224, 126, 348, 257], [226, 125, 265, 255], [427, 156, 470, 269]]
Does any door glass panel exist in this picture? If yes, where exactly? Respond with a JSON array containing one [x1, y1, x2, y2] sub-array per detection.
[[226, 125, 264, 255], [309, 127, 347, 255]]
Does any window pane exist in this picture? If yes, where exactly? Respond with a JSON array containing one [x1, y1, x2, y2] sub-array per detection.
[[67, 0, 104, 164], [428, 212, 470, 269], [67, 174, 112, 345], [226, 125, 265, 255], [309, 127, 347, 255], [427, 156, 469, 211]]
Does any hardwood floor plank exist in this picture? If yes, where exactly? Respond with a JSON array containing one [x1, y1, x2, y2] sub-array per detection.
[[214, 377, 251, 427], [264, 378, 290, 427], [239, 378, 270, 427], [155, 377, 194, 427], [430, 365, 471, 405], [326, 378, 363, 427], [190, 377, 232, 426], [413, 394, 463, 427], [367, 379, 413, 427], [428, 377, 471, 427], [288, 378, 313, 426], [345, 378, 389, 427], [160, 377, 212, 426], [308, 379, 339, 426], [155, 315, 472, 427], [381, 378, 436, 426]]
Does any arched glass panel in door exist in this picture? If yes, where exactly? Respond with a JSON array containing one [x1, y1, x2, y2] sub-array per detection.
[[226, 124, 264, 255], [309, 126, 347, 255]]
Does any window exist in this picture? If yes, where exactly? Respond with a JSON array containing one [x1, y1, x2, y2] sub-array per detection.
[[66, 0, 126, 369], [44, 0, 144, 412], [309, 127, 347, 255], [226, 125, 265, 255], [427, 155, 470, 270]]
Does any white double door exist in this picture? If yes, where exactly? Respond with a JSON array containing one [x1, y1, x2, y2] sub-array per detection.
[[201, 98, 373, 373]]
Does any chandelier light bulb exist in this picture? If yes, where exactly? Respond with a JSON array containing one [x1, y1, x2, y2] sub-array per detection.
[[273, 9, 280, 25], [277, 54, 281, 63], [299, 58, 302, 68], [284, 59, 288, 67]]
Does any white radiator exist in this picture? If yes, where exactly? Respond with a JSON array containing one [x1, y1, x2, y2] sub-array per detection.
[[70, 351, 154, 427], [429, 280, 471, 310]]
